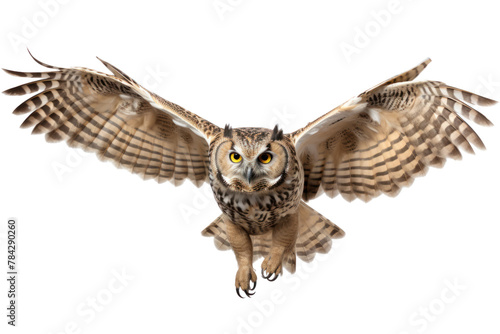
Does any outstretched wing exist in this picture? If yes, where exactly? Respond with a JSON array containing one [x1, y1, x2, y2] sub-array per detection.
[[291, 59, 496, 202], [4, 52, 221, 186]]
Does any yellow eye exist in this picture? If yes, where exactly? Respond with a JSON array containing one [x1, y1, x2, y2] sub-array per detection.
[[230, 152, 242, 163], [258, 153, 272, 164]]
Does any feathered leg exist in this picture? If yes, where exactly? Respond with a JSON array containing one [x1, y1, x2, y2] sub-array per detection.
[[225, 216, 257, 298], [261, 212, 299, 281]]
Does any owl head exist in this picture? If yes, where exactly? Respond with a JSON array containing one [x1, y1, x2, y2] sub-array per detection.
[[212, 125, 290, 193]]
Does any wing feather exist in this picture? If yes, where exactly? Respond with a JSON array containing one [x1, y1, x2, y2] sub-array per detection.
[[292, 59, 496, 202], [4, 53, 220, 186]]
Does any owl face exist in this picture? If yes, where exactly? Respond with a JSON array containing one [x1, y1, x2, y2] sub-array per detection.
[[213, 127, 289, 193]]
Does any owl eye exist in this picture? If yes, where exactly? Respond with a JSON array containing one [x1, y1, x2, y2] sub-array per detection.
[[258, 153, 272, 164], [230, 152, 242, 163]]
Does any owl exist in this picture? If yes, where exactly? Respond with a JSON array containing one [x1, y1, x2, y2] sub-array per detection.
[[4, 53, 495, 298]]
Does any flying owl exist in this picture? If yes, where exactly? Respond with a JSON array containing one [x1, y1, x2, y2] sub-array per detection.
[[4, 53, 495, 298]]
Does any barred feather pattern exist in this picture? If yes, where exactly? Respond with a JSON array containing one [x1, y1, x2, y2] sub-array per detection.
[[292, 59, 496, 202], [201, 201, 344, 273], [295, 201, 344, 262], [3, 55, 221, 186], [201, 218, 295, 272], [5, 55, 496, 297]]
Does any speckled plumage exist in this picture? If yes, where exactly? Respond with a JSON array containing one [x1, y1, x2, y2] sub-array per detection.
[[4, 54, 495, 298], [208, 128, 303, 234]]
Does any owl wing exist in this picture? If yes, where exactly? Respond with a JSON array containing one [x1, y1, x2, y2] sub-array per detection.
[[291, 59, 496, 202], [4, 52, 221, 186]]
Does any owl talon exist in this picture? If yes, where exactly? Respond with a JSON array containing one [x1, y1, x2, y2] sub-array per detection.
[[261, 255, 283, 281], [262, 270, 279, 281], [261, 269, 273, 280], [235, 266, 257, 298], [268, 273, 279, 282], [236, 287, 255, 298]]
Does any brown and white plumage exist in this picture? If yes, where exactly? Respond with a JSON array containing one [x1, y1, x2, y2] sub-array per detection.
[[4, 52, 220, 187], [4, 54, 495, 298], [202, 201, 344, 273], [292, 58, 495, 202]]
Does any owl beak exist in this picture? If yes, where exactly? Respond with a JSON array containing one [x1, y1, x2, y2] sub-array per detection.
[[245, 167, 256, 185]]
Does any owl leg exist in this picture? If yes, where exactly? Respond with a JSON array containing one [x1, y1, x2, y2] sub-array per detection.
[[225, 220, 257, 298], [262, 213, 299, 281]]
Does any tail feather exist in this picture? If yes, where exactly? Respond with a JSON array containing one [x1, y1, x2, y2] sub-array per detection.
[[295, 201, 345, 263], [201, 216, 231, 251], [283, 250, 297, 273], [201, 201, 345, 273]]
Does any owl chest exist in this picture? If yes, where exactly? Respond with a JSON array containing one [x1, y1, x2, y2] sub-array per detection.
[[211, 176, 303, 235]]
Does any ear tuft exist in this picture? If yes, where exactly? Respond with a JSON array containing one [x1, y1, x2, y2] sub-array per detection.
[[223, 124, 233, 138], [271, 124, 283, 141]]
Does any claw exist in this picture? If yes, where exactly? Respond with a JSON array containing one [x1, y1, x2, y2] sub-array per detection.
[[268, 273, 279, 282], [261, 268, 280, 282], [236, 287, 255, 298], [261, 268, 273, 279], [248, 273, 257, 291], [244, 289, 255, 297]]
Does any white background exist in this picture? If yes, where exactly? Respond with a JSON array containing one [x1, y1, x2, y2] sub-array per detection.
[[1, 1, 499, 333]]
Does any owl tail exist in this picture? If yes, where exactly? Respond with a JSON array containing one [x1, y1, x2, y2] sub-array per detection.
[[294, 201, 345, 262], [201, 201, 345, 274]]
